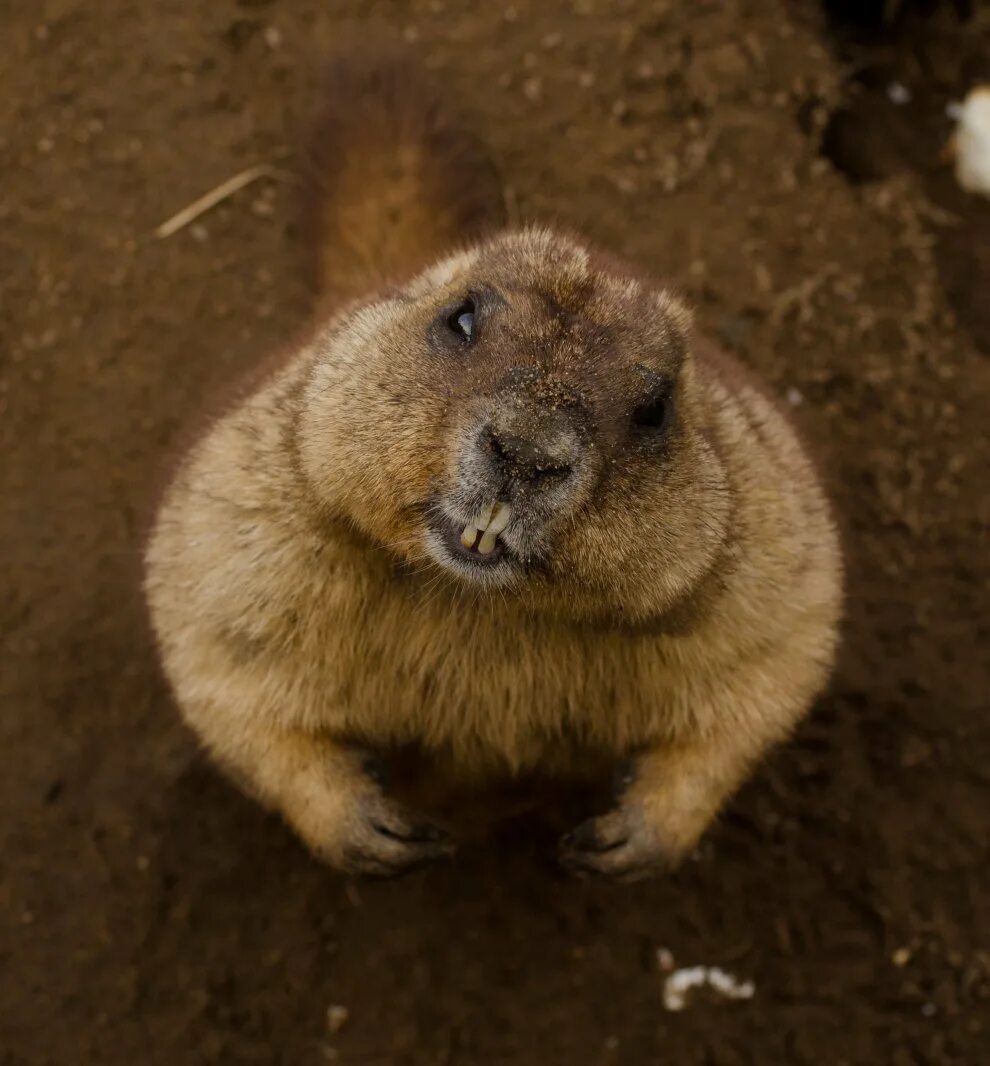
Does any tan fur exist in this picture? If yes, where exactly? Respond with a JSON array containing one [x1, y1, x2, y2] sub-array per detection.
[[145, 55, 842, 878]]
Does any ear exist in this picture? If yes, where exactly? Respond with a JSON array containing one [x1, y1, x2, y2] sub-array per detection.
[[655, 289, 694, 340], [654, 290, 693, 371]]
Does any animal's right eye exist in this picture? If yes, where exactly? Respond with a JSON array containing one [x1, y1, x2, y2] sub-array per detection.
[[631, 377, 675, 439], [446, 298, 476, 344]]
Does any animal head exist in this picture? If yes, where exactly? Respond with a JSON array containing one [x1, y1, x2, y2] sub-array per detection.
[[297, 228, 731, 622]]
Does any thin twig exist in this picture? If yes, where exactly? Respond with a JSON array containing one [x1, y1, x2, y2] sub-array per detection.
[[154, 162, 294, 238]]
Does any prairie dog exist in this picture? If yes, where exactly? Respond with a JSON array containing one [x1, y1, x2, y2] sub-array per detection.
[[145, 51, 842, 878]]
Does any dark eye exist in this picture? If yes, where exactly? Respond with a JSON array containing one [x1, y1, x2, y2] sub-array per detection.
[[447, 299, 476, 343], [632, 385, 674, 435]]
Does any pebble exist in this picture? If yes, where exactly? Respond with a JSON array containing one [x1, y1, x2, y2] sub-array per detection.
[[522, 77, 542, 102], [326, 1005, 349, 1033]]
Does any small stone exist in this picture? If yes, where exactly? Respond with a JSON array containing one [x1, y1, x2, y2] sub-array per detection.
[[263, 25, 281, 49], [656, 947, 675, 972], [891, 946, 912, 967], [522, 77, 542, 102], [326, 1005, 349, 1033]]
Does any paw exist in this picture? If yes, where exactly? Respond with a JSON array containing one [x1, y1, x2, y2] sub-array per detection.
[[337, 790, 454, 878], [284, 752, 454, 878], [559, 803, 669, 881]]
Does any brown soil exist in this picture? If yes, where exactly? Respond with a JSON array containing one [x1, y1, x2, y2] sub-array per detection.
[[2, 1, 988, 1064]]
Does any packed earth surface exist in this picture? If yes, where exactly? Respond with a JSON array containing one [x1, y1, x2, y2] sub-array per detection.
[[2, 1, 988, 1064]]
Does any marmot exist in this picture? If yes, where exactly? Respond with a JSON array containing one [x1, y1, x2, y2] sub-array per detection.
[[145, 51, 842, 878]]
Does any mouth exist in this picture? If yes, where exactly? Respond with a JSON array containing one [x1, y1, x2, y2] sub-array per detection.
[[427, 500, 518, 578]]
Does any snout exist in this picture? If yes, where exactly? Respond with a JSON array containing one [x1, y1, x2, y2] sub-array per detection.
[[471, 368, 591, 502], [427, 373, 597, 580], [479, 415, 581, 495]]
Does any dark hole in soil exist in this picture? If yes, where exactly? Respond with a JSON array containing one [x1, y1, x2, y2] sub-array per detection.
[[822, 0, 974, 38], [815, 0, 990, 352]]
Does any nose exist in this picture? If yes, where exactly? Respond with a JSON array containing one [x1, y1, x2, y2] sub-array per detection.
[[481, 424, 576, 488]]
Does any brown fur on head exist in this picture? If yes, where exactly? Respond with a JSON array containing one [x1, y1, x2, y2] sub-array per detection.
[[295, 226, 730, 623]]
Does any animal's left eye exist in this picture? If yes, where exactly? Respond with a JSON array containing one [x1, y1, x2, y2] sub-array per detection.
[[447, 299, 476, 343], [632, 379, 675, 436], [633, 396, 669, 431]]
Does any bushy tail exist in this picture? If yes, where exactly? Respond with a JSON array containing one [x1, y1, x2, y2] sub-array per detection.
[[301, 47, 505, 302]]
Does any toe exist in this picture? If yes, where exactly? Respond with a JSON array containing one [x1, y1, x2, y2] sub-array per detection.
[[560, 807, 665, 880], [560, 812, 629, 856]]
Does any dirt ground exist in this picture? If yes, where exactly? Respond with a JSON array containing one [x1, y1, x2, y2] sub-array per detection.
[[1, 0, 988, 1063]]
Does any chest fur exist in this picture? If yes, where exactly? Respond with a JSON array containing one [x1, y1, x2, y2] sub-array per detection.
[[262, 564, 706, 773]]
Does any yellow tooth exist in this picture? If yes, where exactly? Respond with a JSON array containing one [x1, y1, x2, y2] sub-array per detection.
[[488, 502, 512, 535], [477, 530, 498, 555], [474, 503, 496, 530], [460, 525, 478, 549]]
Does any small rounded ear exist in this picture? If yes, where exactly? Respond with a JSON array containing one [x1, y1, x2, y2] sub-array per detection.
[[656, 290, 693, 338], [655, 290, 693, 366]]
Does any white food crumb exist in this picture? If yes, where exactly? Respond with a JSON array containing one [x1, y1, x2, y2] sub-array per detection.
[[661, 964, 755, 1012], [948, 86, 990, 198], [887, 82, 911, 106]]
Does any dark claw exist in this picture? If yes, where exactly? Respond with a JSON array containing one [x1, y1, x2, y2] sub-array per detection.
[[560, 852, 613, 878], [371, 819, 451, 844], [559, 839, 661, 880], [407, 821, 450, 843], [343, 838, 453, 879], [561, 817, 627, 855], [358, 853, 450, 881]]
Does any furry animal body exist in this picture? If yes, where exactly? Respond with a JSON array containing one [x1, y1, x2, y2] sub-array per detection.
[[145, 51, 843, 878]]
